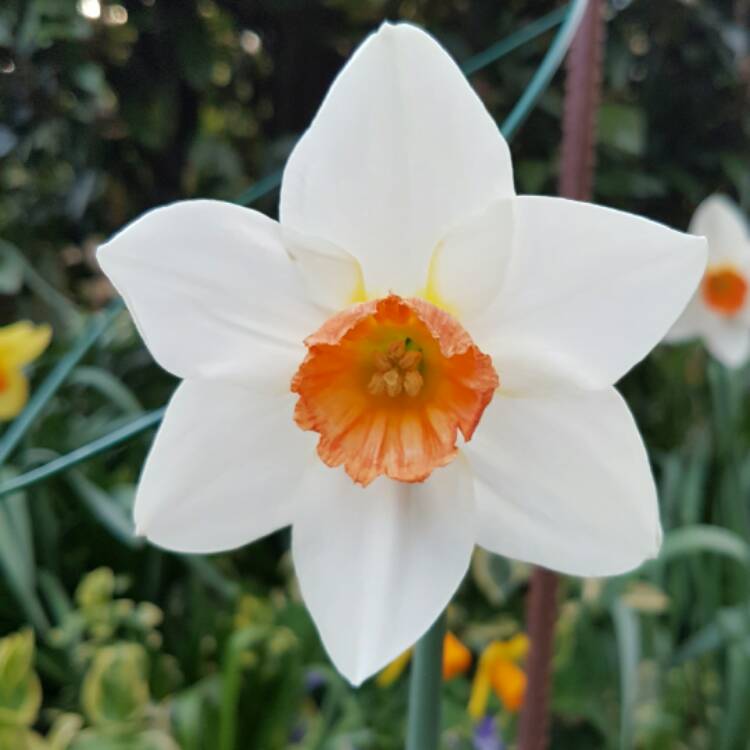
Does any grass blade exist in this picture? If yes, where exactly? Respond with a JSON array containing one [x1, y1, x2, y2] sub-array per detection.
[[612, 598, 640, 750]]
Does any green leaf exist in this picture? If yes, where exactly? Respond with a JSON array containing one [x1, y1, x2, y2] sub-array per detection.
[[81, 643, 150, 728], [0, 240, 24, 294], [68, 367, 143, 415], [719, 645, 750, 750], [65, 472, 143, 549], [612, 599, 640, 750], [0, 239, 79, 328], [37, 570, 73, 624], [657, 526, 750, 568], [0, 479, 48, 632], [219, 627, 268, 750], [0, 629, 42, 727], [675, 605, 750, 664]]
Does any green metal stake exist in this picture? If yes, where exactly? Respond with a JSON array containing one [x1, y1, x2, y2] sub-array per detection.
[[406, 612, 446, 750]]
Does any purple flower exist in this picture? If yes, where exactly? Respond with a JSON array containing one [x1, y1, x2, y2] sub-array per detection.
[[304, 669, 327, 692], [473, 716, 504, 750]]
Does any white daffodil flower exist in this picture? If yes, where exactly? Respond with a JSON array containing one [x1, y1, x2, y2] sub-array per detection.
[[98, 23, 706, 685], [665, 195, 750, 367]]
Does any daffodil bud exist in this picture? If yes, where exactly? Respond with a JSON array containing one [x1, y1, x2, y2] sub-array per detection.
[[81, 643, 149, 728], [0, 629, 41, 728]]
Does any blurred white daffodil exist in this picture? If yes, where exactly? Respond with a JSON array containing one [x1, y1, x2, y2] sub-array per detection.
[[98, 23, 706, 684], [665, 195, 750, 367]]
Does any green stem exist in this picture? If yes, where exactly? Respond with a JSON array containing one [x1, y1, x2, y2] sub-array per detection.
[[219, 627, 266, 750], [0, 408, 166, 499], [501, 0, 589, 140], [406, 612, 446, 750], [461, 4, 568, 76], [234, 169, 284, 206]]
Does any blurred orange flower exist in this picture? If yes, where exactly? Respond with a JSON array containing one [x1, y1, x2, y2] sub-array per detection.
[[468, 633, 528, 719], [442, 631, 472, 680], [376, 631, 472, 687]]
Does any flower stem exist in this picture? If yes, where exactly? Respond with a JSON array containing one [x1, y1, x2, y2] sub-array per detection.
[[406, 612, 446, 750], [519, 2, 606, 749]]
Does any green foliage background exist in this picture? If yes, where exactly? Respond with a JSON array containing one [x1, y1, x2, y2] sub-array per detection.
[[0, 0, 749, 748]]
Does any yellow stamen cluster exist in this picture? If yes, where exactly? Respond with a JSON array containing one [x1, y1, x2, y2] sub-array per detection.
[[367, 339, 423, 398]]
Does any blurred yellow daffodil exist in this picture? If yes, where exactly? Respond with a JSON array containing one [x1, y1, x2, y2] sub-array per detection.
[[376, 648, 412, 688], [468, 633, 528, 719], [0, 322, 51, 421], [376, 631, 472, 687]]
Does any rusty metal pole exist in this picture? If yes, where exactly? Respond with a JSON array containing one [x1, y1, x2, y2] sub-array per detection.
[[517, 567, 560, 750], [518, 3, 606, 749], [559, 0, 606, 202]]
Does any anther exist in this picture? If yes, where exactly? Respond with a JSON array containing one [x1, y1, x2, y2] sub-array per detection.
[[371, 341, 423, 398], [383, 369, 403, 397], [367, 373, 386, 396], [403, 370, 423, 397], [373, 351, 391, 372], [399, 350, 421, 370], [387, 340, 406, 361]]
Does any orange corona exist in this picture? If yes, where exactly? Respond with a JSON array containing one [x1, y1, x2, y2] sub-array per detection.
[[702, 266, 748, 316], [291, 294, 499, 486]]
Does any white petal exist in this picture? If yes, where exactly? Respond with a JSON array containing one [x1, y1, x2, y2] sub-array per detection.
[[98, 200, 324, 381], [465, 388, 661, 577], [282, 228, 365, 313], [425, 199, 515, 321], [663, 291, 706, 343], [474, 197, 707, 390], [135, 379, 315, 553], [702, 317, 750, 368], [690, 194, 750, 268], [291, 457, 475, 685], [491, 337, 603, 396], [280, 22, 514, 298]]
